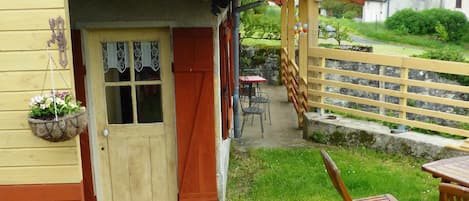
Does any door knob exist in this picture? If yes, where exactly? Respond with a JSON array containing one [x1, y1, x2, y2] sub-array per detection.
[[103, 128, 109, 137]]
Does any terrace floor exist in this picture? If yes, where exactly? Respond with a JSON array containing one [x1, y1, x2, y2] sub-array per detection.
[[233, 84, 316, 151]]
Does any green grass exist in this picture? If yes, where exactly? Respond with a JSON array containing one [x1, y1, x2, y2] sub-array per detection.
[[227, 147, 439, 201], [328, 17, 468, 51], [241, 38, 281, 47]]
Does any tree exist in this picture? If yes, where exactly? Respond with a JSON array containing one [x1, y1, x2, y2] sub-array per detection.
[[320, 21, 352, 46]]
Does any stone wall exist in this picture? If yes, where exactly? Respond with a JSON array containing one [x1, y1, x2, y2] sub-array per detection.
[[240, 46, 281, 85], [303, 113, 468, 160]]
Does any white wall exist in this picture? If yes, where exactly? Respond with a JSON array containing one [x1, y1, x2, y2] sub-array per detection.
[[442, 0, 469, 19], [363, 1, 388, 22], [363, 0, 469, 22]]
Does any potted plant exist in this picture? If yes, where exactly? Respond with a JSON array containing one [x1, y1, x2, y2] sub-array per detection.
[[28, 91, 87, 142]]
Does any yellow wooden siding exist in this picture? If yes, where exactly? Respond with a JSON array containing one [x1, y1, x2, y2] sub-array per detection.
[[0, 31, 67, 51], [0, 0, 64, 10], [0, 9, 67, 31], [0, 51, 70, 71], [0, 0, 81, 185]]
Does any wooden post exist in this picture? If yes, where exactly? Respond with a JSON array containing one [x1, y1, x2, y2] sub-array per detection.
[[399, 66, 408, 129], [298, 0, 309, 128], [287, 0, 295, 102], [309, 0, 319, 47], [379, 66, 385, 116], [281, 0, 288, 85]]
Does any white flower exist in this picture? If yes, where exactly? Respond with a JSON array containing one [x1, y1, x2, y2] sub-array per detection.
[[56, 98, 65, 105], [30, 95, 45, 106], [40, 104, 47, 110]]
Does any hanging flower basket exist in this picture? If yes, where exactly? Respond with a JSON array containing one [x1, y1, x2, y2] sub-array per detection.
[[28, 109, 88, 142], [28, 92, 87, 142]]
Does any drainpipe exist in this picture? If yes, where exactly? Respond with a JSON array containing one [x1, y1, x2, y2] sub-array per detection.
[[232, 0, 241, 138], [232, 0, 265, 138], [386, 0, 390, 18]]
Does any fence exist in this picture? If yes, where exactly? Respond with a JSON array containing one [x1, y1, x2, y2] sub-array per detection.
[[281, 47, 308, 128], [307, 47, 469, 139]]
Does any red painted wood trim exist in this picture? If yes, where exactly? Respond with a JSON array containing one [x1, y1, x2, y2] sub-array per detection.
[[0, 182, 84, 201], [71, 30, 96, 201], [173, 27, 218, 201]]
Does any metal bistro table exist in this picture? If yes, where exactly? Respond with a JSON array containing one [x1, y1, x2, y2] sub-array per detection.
[[239, 75, 267, 106], [422, 156, 469, 187]]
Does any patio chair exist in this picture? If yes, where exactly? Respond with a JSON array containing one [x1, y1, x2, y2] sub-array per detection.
[[439, 183, 469, 201], [250, 92, 271, 124], [239, 98, 265, 138], [320, 150, 399, 201]]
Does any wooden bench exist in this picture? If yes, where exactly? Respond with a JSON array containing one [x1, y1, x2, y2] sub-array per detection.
[[320, 150, 398, 201]]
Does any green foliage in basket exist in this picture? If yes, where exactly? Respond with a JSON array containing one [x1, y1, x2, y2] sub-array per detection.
[[29, 91, 82, 120]]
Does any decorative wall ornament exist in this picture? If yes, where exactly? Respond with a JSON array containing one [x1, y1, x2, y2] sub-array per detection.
[[47, 16, 68, 68]]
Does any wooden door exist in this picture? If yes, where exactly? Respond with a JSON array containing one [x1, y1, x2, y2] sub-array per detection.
[[173, 28, 218, 201], [86, 28, 177, 201]]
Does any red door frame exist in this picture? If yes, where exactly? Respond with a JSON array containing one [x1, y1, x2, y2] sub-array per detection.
[[71, 30, 96, 201]]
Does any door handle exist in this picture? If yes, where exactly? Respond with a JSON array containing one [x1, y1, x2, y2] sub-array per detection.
[[103, 128, 110, 137]]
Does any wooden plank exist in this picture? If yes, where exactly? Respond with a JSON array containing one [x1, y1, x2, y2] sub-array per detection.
[[0, 70, 72, 92], [308, 102, 469, 137], [309, 66, 403, 84], [109, 136, 131, 201], [0, 165, 81, 185], [308, 47, 469, 75], [128, 137, 152, 201], [310, 90, 402, 111], [0, 111, 29, 130], [0, 9, 67, 31], [404, 106, 469, 124], [0, 130, 76, 148], [0, 0, 64, 10], [406, 79, 469, 94], [309, 47, 403, 67], [308, 77, 403, 97], [0, 30, 69, 51], [0, 147, 77, 167], [402, 57, 469, 76], [0, 91, 45, 111], [0, 51, 70, 71], [151, 135, 170, 200], [309, 66, 469, 94]]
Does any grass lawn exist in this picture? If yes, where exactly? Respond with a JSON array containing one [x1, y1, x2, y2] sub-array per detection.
[[227, 146, 439, 201]]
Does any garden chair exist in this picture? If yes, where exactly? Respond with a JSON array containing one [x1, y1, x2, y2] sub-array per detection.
[[239, 98, 264, 138], [320, 150, 399, 201], [439, 183, 469, 201]]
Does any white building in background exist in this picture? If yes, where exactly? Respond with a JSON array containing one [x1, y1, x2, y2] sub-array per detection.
[[362, 0, 469, 22]]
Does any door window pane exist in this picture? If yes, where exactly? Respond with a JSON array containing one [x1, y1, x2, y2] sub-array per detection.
[[136, 85, 163, 123], [133, 41, 161, 81], [102, 42, 130, 82], [106, 86, 133, 124]]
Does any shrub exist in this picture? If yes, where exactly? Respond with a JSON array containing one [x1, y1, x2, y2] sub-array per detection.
[[343, 10, 359, 19], [421, 8, 469, 41], [385, 9, 430, 34], [434, 22, 449, 42], [413, 47, 466, 62], [386, 8, 469, 41]]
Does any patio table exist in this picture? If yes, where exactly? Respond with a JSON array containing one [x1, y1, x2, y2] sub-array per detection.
[[239, 75, 267, 106], [422, 156, 469, 187]]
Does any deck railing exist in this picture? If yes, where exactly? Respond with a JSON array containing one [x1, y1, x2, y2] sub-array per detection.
[[281, 47, 308, 127], [307, 47, 469, 139]]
